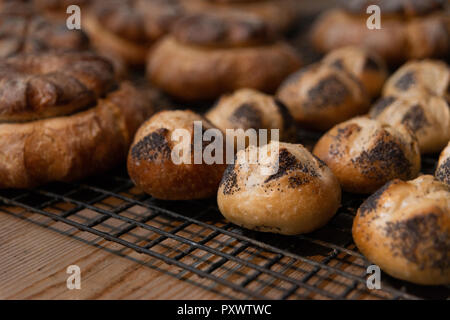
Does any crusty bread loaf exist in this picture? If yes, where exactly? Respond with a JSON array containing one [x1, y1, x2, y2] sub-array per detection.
[[436, 141, 450, 185]]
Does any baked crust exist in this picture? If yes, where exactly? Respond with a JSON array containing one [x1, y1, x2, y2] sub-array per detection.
[[370, 94, 450, 154], [217, 142, 341, 235], [276, 63, 370, 131], [0, 51, 115, 122], [205, 88, 296, 143], [321, 46, 388, 98], [0, 81, 153, 189], [310, 9, 450, 65], [436, 142, 450, 185], [0, 13, 89, 58], [147, 30, 301, 100], [383, 60, 450, 101], [127, 110, 227, 200], [313, 117, 421, 194], [83, 0, 182, 65], [352, 175, 450, 285], [182, 0, 300, 33]]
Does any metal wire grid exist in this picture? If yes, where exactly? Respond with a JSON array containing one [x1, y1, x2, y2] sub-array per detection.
[[0, 153, 448, 300]]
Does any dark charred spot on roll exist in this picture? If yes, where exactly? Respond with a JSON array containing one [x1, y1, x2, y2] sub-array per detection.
[[220, 163, 240, 195], [353, 132, 411, 180], [401, 104, 429, 131], [385, 212, 450, 271], [229, 102, 263, 129], [370, 96, 396, 118], [278, 64, 319, 88], [174, 14, 227, 45], [305, 75, 349, 109], [364, 56, 381, 71], [359, 180, 396, 217], [131, 128, 171, 162], [328, 123, 362, 157], [264, 148, 318, 187], [435, 157, 450, 185], [330, 59, 344, 70], [395, 71, 415, 91]]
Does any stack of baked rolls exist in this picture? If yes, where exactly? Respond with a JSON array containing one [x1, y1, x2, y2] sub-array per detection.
[[217, 142, 342, 235], [370, 60, 450, 154], [311, 0, 450, 65], [277, 46, 387, 131], [83, 0, 183, 66], [0, 51, 153, 188], [127, 110, 227, 200], [181, 0, 301, 33], [352, 175, 450, 285], [147, 11, 302, 101], [205, 88, 296, 145]]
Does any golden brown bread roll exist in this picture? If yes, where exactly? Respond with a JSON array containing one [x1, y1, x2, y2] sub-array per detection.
[[83, 0, 183, 65], [205, 88, 295, 143], [182, 0, 301, 33], [217, 142, 341, 235], [313, 117, 421, 194], [436, 141, 450, 185], [370, 94, 450, 154], [310, 1, 450, 65], [147, 12, 301, 101], [0, 51, 154, 189], [0, 12, 89, 58], [127, 110, 227, 200], [352, 175, 450, 285], [382, 60, 450, 101], [322, 46, 388, 98], [276, 63, 370, 131]]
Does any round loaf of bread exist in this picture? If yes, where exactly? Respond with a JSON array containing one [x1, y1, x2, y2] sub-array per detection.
[[276, 63, 370, 131], [127, 110, 227, 200], [383, 60, 450, 100], [370, 94, 450, 154], [205, 88, 295, 143], [436, 141, 450, 185], [322, 46, 388, 98], [217, 142, 341, 235], [147, 12, 301, 101], [352, 175, 450, 285], [313, 117, 421, 194]]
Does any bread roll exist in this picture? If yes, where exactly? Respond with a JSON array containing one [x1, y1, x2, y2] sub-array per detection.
[[353, 175, 450, 285], [313, 117, 421, 193], [205, 88, 296, 143], [370, 94, 450, 154], [127, 110, 227, 200], [147, 12, 301, 101], [276, 63, 370, 131], [322, 46, 388, 98], [217, 142, 341, 235], [383, 60, 450, 101]]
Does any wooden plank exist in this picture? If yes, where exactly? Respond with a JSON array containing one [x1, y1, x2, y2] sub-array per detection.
[[0, 211, 226, 300]]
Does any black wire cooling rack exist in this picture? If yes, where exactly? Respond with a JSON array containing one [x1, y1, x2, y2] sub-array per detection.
[[0, 148, 449, 300]]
